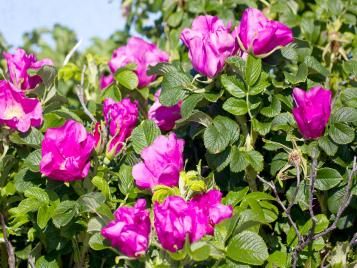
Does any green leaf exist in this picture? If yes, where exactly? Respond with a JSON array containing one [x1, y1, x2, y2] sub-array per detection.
[[230, 147, 248, 173], [181, 94, 203, 119], [190, 241, 211, 261], [271, 112, 294, 131], [101, 84, 122, 102], [167, 9, 183, 27], [92, 176, 111, 200], [24, 187, 49, 204], [206, 148, 232, 172], [38, 65, 57, 88], [203, 116, 239, 154], [23, 149, 41, 172], [176, 110, 213, 128], [252, 118, 271, 136], [328, 186, 346, 214], [89, 232, 109, 250], [223, 98, 248, 115], [36, 256, 59, 268], [318, 136, 338, 156], [118, 164, 134, 195], [249, 73, 269, 95], [131, 120, 161, 154], [245, 55, 261, 86], [343, 60, 357, 77], [260, 96, 281, 118], [78, 192, 105, 213], [281, 45, 298, 61], [221, 74, 246, 98], [246, 150, 264, 172], [304, 56, 329, 77], [114, 69, 138, 90], [315, 168, 343, 191], [328, 123, 355, 144], [37, 204, 55, 229], [332, 107, 357, 123], [227, 231, 269, 265], [52, 200, 78, 228], [284, 63, 308, 84], [226, 56, 246, 76], [341, 88, 357, 108], [160, 68, 191, 106], [9, 127, 43, 148]]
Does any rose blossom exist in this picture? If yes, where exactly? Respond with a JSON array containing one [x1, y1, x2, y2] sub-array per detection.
[[180, 15, 239, 78], [40, 120, 95, 181], [292, 86, 332, 139], [0, 80, 42, 132], [103, 98, 139, 156], [132, 133, 184, 189], [101, 199, 151, 257], [148, 89, 182, 131], [154, 190, 232, 252], [235, 8, 293, 57], [3, 48, 53, 90], [107, 37, 169, 88]]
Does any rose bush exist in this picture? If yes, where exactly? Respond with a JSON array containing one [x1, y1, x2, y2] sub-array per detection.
[[0, 0, 356, 267]]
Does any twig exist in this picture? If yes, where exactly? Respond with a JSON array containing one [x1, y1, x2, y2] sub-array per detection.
[[63, 39, 82, 66], [286, 165, 301, 214], [257, 175, 303, 243], [293, 156, 356, 267], [0, 213, 15, 268], [76, 65, 97, 123], [259, 156, 356, 268], [350, 232, 357, 247]]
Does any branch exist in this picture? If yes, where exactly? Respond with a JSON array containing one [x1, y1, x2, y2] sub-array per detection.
[[257, 175, 303, 243], [286, 165, 301, 215], [0, 213, 15, 268], [350, 232, 357, 247], [312, 156, 356, 241], [76, 65, 97, 123], [293, 156, 356, 267]]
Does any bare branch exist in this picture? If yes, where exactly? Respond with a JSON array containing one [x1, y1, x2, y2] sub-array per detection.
[[76, 65, 97, 124], [312, 156, 356, 241], [257, 175, 303, 243], [286, 164, 301, 215], [0, 213, 15, 268], [350, 232, 357, 247]]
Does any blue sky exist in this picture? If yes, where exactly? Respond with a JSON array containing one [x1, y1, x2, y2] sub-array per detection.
[[0, 0, 125, 48]]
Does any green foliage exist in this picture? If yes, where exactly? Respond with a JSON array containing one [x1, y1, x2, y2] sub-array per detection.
[[0, 0, 356, 267]]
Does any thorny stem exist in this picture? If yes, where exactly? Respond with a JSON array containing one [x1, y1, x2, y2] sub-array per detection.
[[259, 156, 356, 268], [0, 213, 15, 268], [257, 175, 303, 243], [76, 65, 97, 123], [286, 165, 301, 215], [292, 156, 356, 267]]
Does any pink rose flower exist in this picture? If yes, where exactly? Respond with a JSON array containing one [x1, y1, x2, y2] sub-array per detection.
[[235, 8, 293, 57], [132, 133, 184, 189], [189, 190, 233, 241], [292, 86, 332, 139], [0, 80, 42, 133], [108, 37, 169, 88], [3, 48, 53, 90], [103, 98, 139, 156], [180, 15, 239, 78], [40, 120, 95, 182], [99, 73, 114, 90], [153, 196, 193, 252], [154, 190, 232, 252], [148, 90, 182, 131], [101, 199, 151, 257]]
